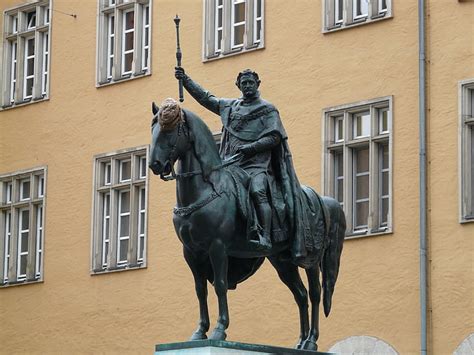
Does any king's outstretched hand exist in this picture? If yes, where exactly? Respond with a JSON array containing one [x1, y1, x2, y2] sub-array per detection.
[[175, 66, 186, 80]]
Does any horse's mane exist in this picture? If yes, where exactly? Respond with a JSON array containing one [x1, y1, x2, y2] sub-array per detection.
[[184, 110, 222, 181]]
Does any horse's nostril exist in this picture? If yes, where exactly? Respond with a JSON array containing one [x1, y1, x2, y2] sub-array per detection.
[[149, 161, 162, 173]]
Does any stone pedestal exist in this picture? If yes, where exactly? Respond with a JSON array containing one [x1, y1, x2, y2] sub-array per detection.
[[155, 340, 331, 355]]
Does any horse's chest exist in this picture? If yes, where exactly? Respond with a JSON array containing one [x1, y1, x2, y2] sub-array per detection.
[[173, 212, 219, 249]]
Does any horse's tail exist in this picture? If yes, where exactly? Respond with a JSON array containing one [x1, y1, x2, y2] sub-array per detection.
[[321, 196, 346, 317]]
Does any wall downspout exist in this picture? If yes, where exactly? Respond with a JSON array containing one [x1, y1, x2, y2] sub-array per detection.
[[418, 0, 428, 354]]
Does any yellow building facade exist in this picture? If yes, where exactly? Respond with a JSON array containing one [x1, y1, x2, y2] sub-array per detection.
[[0, 0, 472, 354]]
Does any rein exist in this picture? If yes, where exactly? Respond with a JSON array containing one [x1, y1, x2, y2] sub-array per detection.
[[176, 153, 243, 179]]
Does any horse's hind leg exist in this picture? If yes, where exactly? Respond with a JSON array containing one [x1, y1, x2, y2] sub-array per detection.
[[208, 239, 229, 341], [268, 256, 309, 349], [301, 265, 320, 351], [183, 247, 210, 340]]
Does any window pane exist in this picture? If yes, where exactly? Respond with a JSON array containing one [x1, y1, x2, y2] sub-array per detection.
[[26, 79, 34, 97], [470, 89, 474, 118], [21, 210, 30, 230], [379, 108, 389, 133], [471, 127, 474, 203], [20, 255, 27, 276], [27, 58, 35, 76], [382, 171, 389, 196], [234, 24, 244, 46], [381, 198, 389, 224], [356, 175, 369, 200], [353, 112, 370, 138], [355, 201, 369, 227], [120, 191, 130, 213], [27, 11, 36, 28], [21, 180, 30, 200], [256, 0, 262, 17], [139, 212, 145, 234], [335, 116, 344, 141], [124, 53, 133, 73], [140, 156, 147, 178], [125, 11, 134, 30], [120, 215, 130, 237], [140, 188, 146, 210], [256, 20, 262, 41], [145, 6, 150, 25], [27, 38, 35, 54], [218, 8, 223, 27], [125, 32, 134, 51], [356, 148, 369, 173], [21, 233, 29, 253], [139, 236, 144, 260], [234, 2, 245, 23], [120, 160, 131, 181], [337, 179, 344, 203], [119, 239, 129, 261], [382, 144, 389, 169]]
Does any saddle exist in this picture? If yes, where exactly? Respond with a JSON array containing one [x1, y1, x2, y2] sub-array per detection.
[[225, 166, 328, 253]]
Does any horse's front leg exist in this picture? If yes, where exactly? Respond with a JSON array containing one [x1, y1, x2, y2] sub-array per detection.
[[208, 239, 229, 341], [183, 247, 210, 340], [301, 265, 320, 351]]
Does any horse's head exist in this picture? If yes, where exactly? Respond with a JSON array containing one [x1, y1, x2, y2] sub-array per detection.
[[149, 99, 191, 180]]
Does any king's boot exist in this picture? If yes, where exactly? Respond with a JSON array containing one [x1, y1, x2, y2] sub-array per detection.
[[252, 200, 273, 251]]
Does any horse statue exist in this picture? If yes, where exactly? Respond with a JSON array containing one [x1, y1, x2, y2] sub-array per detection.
[[149, 102, 345, 351]]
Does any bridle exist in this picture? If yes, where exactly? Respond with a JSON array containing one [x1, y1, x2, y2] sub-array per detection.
[[153, 117, 242, 181]]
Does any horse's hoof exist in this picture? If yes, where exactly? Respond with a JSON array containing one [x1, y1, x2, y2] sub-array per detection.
[[301, 339, 318, 351], [295, 341, 304, 350], [209, 328, 227, 341], [190, 332, 207, 341]]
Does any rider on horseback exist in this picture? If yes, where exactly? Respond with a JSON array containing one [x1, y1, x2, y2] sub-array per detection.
[[175, 67, 314, 260]]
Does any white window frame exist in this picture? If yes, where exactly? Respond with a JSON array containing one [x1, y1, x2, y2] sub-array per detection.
[[203, 0, 265, 61], [1, 1, 51, 109], [91, 147, 149, 274], [322, 97, 393, 238], [323, 0, 392, 33], [96, 0, 152, 86], [0, 167, 47, 287], [459, 79, 474, 223]]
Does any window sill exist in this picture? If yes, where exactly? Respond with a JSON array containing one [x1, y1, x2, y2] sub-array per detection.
[[345, 228, 392, 240], [460, 216, 474, 224], [0, 278, 43, 288], [91, 263, 146, 275], [0, 96, 49, 112], [96, 71, 151, 88], [323, 14, 392, 34], [203, 45, 264, 63]]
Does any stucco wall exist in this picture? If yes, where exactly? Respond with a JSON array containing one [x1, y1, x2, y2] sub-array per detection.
[[0, 0, 472, 354]]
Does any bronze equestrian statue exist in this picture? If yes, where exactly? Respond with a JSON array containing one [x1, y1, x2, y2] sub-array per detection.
[[148, 69, 346, 351]]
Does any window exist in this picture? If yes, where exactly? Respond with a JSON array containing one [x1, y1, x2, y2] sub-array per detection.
[[323, 97, 392, 236], [460, 80, 474, 222], [0, 168, 46, 287], [323, 0, 391, 32], [204, 0, 264, 60], [92, 147, 148, 273], [97, 0, 151, 86], [1, 1, 51, 108]]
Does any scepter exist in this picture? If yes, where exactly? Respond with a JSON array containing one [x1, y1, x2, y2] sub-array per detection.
[[174, 15, 184, 102]]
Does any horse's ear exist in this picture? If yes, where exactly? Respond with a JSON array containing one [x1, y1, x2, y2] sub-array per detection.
[[152, 102, 159, 115]]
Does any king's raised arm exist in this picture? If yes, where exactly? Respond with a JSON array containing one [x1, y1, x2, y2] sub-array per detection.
[[175, 67, 220, 115]]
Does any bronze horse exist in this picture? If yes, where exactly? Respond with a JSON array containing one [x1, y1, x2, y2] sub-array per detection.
[[149, 103, 345, 351]]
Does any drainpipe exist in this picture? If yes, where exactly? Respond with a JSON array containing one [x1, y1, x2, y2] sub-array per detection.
[[418, 0, 428, 354]]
